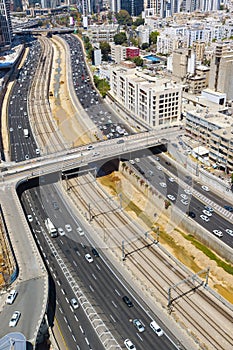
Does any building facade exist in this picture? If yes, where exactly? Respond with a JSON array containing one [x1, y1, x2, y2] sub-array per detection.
[[0, 0, 12, 50], [110, 64, 182, 128]]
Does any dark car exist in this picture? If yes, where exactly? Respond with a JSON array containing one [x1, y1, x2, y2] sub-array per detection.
[[52, 201, 59, 210], [187, 211, 196, 218], [117, 139, 125, 144], [122, 296, 133, 307], [92, 248, 99, 257], [224, 205, 233, 212]]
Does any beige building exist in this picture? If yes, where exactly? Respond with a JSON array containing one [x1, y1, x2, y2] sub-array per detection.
[[110, 64, 182, 128], [87, 24, 118, 43], [208, 42, 233, 101], [185, 107, 233, 172]]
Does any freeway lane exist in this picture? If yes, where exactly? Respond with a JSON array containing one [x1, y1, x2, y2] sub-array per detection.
[[21, 185, 180, 350]]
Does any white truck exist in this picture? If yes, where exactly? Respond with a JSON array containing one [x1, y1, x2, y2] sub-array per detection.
[[23, 128, 29, 138], [45, 218, 58, 238]]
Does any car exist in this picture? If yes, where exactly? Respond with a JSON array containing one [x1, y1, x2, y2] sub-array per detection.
[[77, 226, 84, 236], [184, 188, 192, 195], [133, 319, 145, 332], [159, 182, 167, 188], [58, 227, 65, 236], [124, 339, 136, 350], [180, 194, 188, 200], [187, 211, 196, 218], [167, 194, 176, 201], [18, 124, 22, 130], [52, 201, 59, 210], [6, 290, 18, 305], [9, 311, 21, 327], [204, 206, 214, 212], [226, 229, 233, 236], [92, 152, 100, 157], [70, 298, 79, 309], [90, 247, 99, 257], [202, 185, 210, 192], [85, 253, 93, 263], [87, 145, 94, 150], [150, 320, 164, 336], [148, 170, 154, 176], [200, 215, 209, 222], [129, 160, 135, 164], [117, 139, 124, 144], [165, 161, 171, 165], [224, 205, 233, 212], [65, 224, 72, 232], [9, 127, 13, 132], [156, 165, 162, 170], [155, 157, 160, 161], [25, 155, 29, 160], [135, 158, 140, 163], [168, 177, 175, 182], [202, 210, 212, 217], [35, 148, 40, 155], [181, 199, 189, 205], [27, 214, 33, 222], [122, 295, 133, 307], [213, 230, 223, 237]]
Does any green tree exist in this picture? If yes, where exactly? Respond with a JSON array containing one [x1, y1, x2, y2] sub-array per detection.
[[150, 31, 160, 45], [231, 173, 233, 184], [100, 41, 111, 61], [114, 32, 127, 45], [132, 56, 143, 66], [93, 76, 110, 98], [141, 42, 149, 50], [133, 17, 144, 27], [116, 10, 132, 26]]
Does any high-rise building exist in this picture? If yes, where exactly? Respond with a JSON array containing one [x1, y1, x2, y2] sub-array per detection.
[[120, 0, 144, 16], [0, 0, 12, 51]]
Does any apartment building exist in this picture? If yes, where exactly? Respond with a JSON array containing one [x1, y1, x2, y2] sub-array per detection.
[[185, 107, 233, 172], [110, 64, 182, 128], [87, 24, 118, 43], [111, 44, 127, 64]]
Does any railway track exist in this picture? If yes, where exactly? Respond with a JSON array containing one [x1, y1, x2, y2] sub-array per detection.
[[63, 173, 233, 350], [28, 36, 65, 154]]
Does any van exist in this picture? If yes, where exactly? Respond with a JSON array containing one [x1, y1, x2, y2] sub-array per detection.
[[23, 129, 29, 138], [150, 320, 164, 336]]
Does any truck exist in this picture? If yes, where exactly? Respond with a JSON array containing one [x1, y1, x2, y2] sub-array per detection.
[[45, 218, 58, 238], [23, 128, 29, 138]]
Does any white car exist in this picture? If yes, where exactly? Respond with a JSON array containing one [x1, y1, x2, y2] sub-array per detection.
[[133, 319, 145, 332], [6, 290, 18, 305], [156, 165, 162, 170], [168, 177, 175, 182], [92, 152, 100, 157], [181, 199, 189, 205], [202, 185, 210, 192], [159, 182, 167, 188], [124, 339, 136, 350], [129, 160, 135, 164], [85, 254, 93, 263], [200, 215, 209, 222], [184, 188, 192, 195], [167, 194, 176, 201], [213, 230, 223, 237], [25, 155, 29, 160], [65, 224, 72, 232], [135, 158, 140, 163], [9, 311, 21, 327], [35, 148, 40, 155], [27, 214, 33, 222], [77, 227, 84, 236], [70, 298, 79, 309], [202, 210, 212, 217], [87, 145, 94, 150], [204, 206, 214, 212], [226, 229, 233, 236], [58, 227, 65, 236], [180, 194, 188, 200]]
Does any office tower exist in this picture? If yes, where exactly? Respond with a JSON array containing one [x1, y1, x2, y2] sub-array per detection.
[[120, 0, 144, 16], [208, 42, 233, 100], [0, 0, 12, 50]]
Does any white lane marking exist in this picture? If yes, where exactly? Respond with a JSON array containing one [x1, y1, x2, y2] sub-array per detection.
[[92, 273, 97, 280], [53, 273, 57, 279], [76, 250, 80, 256], [137, 333, 143, 341], [72, 335, 76, 342], [60, 239, 63, 245], [57, 280, 60, 286], [96, 264, 101, 271], [85, 338, 90, 346], [68, 325, 72, 332], [43, 252, 46, 258], [59, 307, 63, 314], [74, 315, 79, 322], [111, 301, 118, 308], [61, 289, 65, 295], [64, 316, 68, 323], [115, 289, 120, 296], [110, 314, 116, 322], [73, 260, 77, 266], [79, 325, 84, 334], [89, 285, 94, 292], [70, 306, 74, 312], [50, 267, 53, 272], [65, 297, 69, 304]]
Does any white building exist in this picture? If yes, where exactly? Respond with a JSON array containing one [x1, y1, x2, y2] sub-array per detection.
[[87, 24, 119, 43], [110, 64, 182, 128], [110, 44, 127, 64]]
